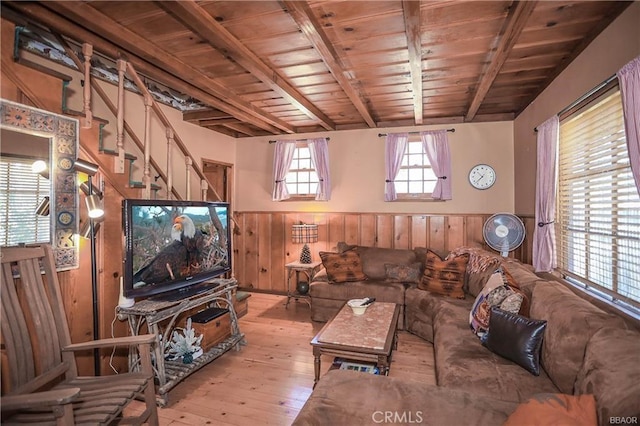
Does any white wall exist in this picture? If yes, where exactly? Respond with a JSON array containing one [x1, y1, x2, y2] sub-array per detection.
[[236, 121, 515, 214], [514, 2, 640, 215]]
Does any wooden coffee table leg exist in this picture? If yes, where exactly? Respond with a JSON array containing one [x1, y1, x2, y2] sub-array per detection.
[[313, 351, 321, 388]]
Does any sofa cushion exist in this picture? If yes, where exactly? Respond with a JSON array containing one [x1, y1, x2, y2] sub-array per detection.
[[319, 251, 367, 283], [434, 298, 559, 402], [574, 327, 640, 425], [292, 370, 519, 426], [529, 281, 628, 394], [419, 250, 468, 299], [384, 262, 422, 284], [504, 393, 597, 426], [482, 307, 547, 375], [309, 280, 405, 305], [356, 246, 417, 281]]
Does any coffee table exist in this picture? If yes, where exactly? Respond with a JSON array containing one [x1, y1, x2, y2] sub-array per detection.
[[310, 302, 400, 387]]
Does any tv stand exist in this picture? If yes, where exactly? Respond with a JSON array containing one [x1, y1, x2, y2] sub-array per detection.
[[150, 281, 219, 302], [118, 278, 245, 406]]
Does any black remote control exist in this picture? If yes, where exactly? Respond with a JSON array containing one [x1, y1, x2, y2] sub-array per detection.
[[360, 297, 376, 306]]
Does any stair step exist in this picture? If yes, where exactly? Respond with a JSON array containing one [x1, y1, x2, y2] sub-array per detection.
[[100, 148, 137, 161], [130, 181, 162, 191], [62, 108, 110, 125]]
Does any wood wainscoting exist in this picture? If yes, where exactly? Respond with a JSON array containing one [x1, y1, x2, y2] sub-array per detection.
[[233, 212, 535, 292]]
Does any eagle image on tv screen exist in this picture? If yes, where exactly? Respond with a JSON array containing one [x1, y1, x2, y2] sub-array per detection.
[[130, 205, 228, 290]]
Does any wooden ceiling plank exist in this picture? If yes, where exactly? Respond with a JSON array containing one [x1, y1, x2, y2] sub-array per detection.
[[402, 0, 423, 125], [281, 0, 376, 128], [465, 0, 538, 122], [32, 0, 293, 134], [157, 0, 336, 131]]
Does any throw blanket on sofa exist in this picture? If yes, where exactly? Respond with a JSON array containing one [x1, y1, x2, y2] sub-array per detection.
[[448, 246, 502, 274]]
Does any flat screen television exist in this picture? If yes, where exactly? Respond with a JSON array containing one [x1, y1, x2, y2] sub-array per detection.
[[122, 199, 231, 300]]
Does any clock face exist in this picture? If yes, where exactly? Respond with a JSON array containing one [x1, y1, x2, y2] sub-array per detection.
[[469, 164, 496, 189]]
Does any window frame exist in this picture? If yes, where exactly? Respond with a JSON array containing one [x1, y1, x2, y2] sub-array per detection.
[[393, 137, 437, 201], [0, 154, 51, 246], [555, 84, 640, 314], [284, 142, 319, 200]]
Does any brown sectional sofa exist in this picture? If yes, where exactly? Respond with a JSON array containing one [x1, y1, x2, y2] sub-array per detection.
[[295, 244, 640, 425]]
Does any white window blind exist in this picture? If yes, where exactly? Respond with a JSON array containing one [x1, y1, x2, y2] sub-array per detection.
[[557, 89, 640, 311], [0, 156, 50, 246], [395, 139, 436, 199], [286, 144, 319, 196]]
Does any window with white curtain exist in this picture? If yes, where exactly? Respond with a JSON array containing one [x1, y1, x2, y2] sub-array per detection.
[[557, 88, 640, 312], [395, 138, 437, 199], [285, 143, 319, 197], [0, 156, 50, 246]]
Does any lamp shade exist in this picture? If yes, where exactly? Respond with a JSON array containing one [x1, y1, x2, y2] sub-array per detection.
[[35, 196, 50, 216], [86, 194, 104, 219], [292, 224, 318, 244], [74, 158, 99, 176]]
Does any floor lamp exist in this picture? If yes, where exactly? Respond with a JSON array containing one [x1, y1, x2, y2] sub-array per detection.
[[75, 159, 104, 376]]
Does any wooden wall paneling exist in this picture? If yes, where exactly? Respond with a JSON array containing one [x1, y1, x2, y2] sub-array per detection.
[[327, 213, 345, 251], [242, 213, 260, 289], [447, 215, 466, 251], [393, 215, 411, 250], [428, 216, 446, 253], [258, 213, 273, 291], [466, 215, 486, 248], [360, 214, 376, 247], [344, 214, 360, 247], [376, 214, 394, 248], [270, 213, 287, 292], [411, 215, 428, 248]]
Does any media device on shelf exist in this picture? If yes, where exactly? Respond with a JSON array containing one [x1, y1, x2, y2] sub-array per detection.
[[122, 199, 232, 301]]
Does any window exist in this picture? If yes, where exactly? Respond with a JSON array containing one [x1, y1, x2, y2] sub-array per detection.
[[285, 144, 319, 197], [395, 139, 437, 199], [0, 156, 50, 246], [557, 88, 640, 312]]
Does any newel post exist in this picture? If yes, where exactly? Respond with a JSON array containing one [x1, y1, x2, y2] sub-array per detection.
[[81, 43, 93, 129], [114, 59, 126, 173], [142, 94, 153, 199], [166, 127, 174, 200]]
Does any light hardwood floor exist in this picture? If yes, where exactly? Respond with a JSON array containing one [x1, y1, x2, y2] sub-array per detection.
[[131, 293, 436, 425]]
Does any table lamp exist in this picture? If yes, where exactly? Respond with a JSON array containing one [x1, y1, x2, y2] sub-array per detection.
[[292, 224, 318, 263]]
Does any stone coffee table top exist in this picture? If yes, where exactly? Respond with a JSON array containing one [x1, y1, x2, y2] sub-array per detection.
[[317, 302, 396, 350]]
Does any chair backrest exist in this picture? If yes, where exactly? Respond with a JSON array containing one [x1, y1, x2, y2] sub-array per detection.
[[1, 245, 77, 395]]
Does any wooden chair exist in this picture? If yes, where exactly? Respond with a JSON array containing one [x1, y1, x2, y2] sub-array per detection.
[[1, 245, 159, 425]]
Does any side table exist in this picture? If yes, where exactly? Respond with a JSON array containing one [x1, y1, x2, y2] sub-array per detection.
[[285, 260, 322, 308]]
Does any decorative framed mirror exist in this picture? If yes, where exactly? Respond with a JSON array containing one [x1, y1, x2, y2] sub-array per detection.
[[1, 99, 79, 270]]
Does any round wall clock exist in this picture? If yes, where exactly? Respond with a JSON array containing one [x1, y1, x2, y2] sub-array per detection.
[[468, 164, 496, 190]]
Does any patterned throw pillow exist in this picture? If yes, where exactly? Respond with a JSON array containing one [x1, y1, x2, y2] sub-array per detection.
[[504, 394, 597, 426], [384, 262, 422, 284], [319, 251, 367, 283], [469, 269, 524, 337], [418, 250, 468, 299]]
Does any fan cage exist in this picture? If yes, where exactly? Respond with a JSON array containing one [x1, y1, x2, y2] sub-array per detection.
[[482, 213, 526, 254]]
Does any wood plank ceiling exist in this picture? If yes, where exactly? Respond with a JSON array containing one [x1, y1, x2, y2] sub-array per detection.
[[2, 1, 632, 138]]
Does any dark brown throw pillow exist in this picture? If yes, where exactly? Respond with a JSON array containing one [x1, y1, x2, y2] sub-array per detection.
[[418, 250, 468, 299], [319, 251, 367, 283], [482, 307, 547, 375]]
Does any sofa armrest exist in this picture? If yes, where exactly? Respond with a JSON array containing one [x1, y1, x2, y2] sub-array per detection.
[[312, 267, 328, 282]]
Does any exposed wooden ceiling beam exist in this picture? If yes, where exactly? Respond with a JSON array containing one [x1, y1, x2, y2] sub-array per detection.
[[221, 122, 259, 137], [281, 0, 376, 128], [157, 0, 336, 131], [26, 0, 293, 135], [402, 0, 423, 126], [183, 109, 232, 122], [465, 0, 537, 121]]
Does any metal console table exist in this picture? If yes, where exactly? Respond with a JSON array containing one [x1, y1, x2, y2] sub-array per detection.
[[118, 278, 245, 406]]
